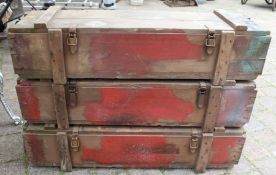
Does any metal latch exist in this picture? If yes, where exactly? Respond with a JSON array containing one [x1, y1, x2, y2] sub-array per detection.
[[214, 127, 226, 133], [197, 82, 207, 109], [71, 127, 80, 152], [67, 28, 78, 54], [190, 135, 199, 153], [68, 81, 77, 107], [205, 29, 216, 55]]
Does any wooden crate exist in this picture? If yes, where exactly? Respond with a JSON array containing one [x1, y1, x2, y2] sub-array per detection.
[[16, 80, 256, 128], [9, 7, 267, 173], [23, 124, 245, 172], [8, 7, 271, 83]]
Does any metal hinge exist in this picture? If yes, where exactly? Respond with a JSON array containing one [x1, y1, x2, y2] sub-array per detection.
[[71, 127, 80, 152], [197, 82, 207, 109], [68, 81, 77, 107], [190, 135, 199, 153], [67, 28, 78, 54], [205, 29, 216, 55]]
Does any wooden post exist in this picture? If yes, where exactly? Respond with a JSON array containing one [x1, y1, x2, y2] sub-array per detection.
[[48, 29, 67, 84], [212, 31, 235, 86], [48, 28, 68, 129], [53, 84, 69, 129], [57, 132, 72, 172], [202, 86, 222, 133], [195, 133, 213, 173]]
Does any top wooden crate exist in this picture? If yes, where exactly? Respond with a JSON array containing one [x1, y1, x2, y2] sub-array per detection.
[[8, 7, 271, 84]]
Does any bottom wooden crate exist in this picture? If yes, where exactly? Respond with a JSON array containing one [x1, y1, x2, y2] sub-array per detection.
[[23, 125, 245, 172]]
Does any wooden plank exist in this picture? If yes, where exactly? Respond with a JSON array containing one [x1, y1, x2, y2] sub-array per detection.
[[34, 6, 61, 31], [202, 86, 222, 133], [195, 133, 213, 173], [17, 80, 256, 128], [57, 132, 72, 171], [212, 31, 235, 85], [9, 32, 269, 81], [52, 84, 69, 129], [23, 125, 245, 170], [48, 29, 66, 84], [214, 9, 247, 31]]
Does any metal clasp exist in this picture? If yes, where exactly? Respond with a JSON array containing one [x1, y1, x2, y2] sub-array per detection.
[[68, 81, 77, 107], [205, 29, 216, 55], [67, 28, 78, 54], [71, 127, 80, 152], [197, 82, 207, 109], [190, 136, 199, 153]]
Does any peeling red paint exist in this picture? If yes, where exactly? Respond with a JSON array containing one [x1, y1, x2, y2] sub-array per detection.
[[82, 136, 178, 167], [16, 84, 40, 121], [211, 137, 239, 164], [89, 33, 203, 75], [84, 88, 194, 125], [26, 134, 45, 163]]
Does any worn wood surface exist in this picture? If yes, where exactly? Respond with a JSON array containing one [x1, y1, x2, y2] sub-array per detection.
[[48, 29, 66, 84], [8, 9, 271, 80], [23, 125, 245, 169], [34, 6, 61, 31], [214, 9, 248, 31], [195, 133, 214, 173], [213, 31, 235, 85], [52, 84, 69, 129], [16, 80, 256, 127], [202, 86, 222, 132], [57, 132, 72, 171]]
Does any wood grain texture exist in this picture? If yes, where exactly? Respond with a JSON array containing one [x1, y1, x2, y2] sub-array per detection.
[[214, 9, 248, 31], [23, 125, 245, 171], [16, 80, 256, 128], [48, 29, 66, 84], [202, 86, 222, 133], [195, 133, 214, 173], [213, 31, 235, 85], [8, 9, 270, 80], [53, 84, 69, 129], [34, 6, 61, 31], [57, 132, 72, 171]]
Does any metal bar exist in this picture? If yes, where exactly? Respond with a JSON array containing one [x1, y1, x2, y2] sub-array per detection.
[[0, 72, 23, 125]]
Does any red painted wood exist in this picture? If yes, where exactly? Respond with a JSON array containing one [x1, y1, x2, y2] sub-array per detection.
[[16, 84, 40, 121], [84, 88, 195, 125], [210, 137, 240, 164], [88, 33, 203, 75], [25, 134, 45, 162], [82, 136, 178, 167]]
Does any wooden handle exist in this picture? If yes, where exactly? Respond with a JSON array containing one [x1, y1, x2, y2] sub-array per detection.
[[214, 9, 248, 31]]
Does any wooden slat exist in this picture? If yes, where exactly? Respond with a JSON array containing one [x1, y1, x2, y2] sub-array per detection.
[[53, 84, 69, 129], [214, 9, 248, 31], [24, 125, 245, 170], [195, 133, 213, 173], [57, 132, 72, 171], [34, 6, 61, 31], [212, 31, 235, 86], [202, 86, 222, 133], [48, 29, 66, 84]]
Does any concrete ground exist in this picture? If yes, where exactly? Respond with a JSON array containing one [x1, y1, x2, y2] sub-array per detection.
[[0, 0, 276, 174]]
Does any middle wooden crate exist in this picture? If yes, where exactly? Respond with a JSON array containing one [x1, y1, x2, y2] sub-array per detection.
[[16, 80, 256, 127]]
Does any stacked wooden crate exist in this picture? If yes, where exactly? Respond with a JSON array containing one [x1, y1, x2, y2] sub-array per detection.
[[8, 7, 271, 173]]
